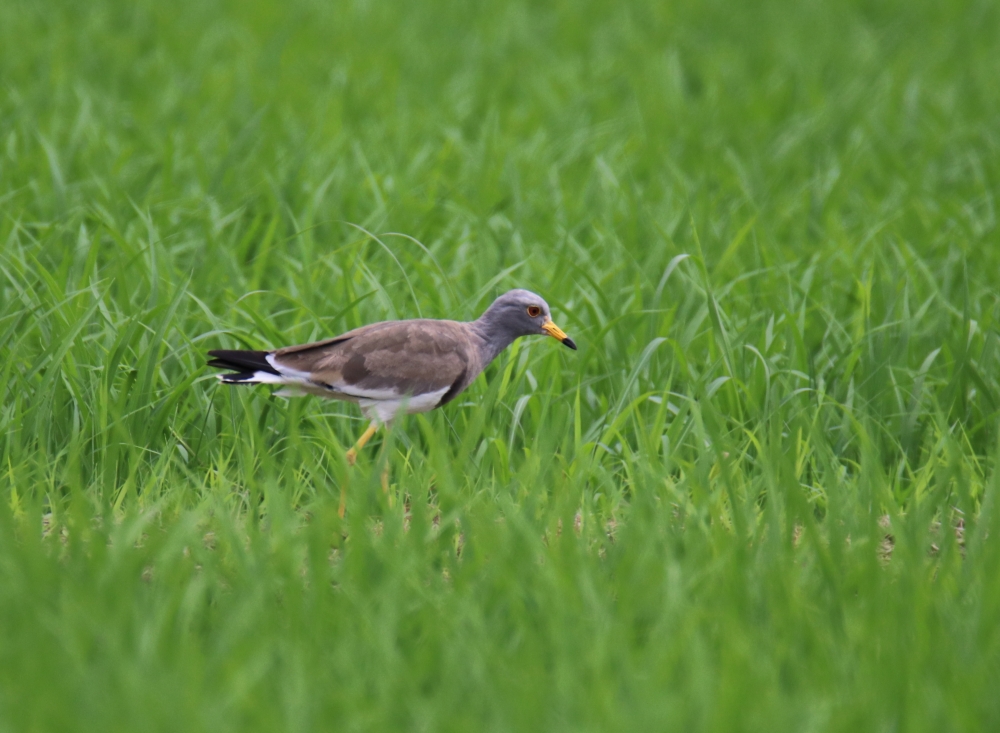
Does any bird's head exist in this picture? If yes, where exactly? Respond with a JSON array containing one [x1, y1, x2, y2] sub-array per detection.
[[481, 289, 577, 350]]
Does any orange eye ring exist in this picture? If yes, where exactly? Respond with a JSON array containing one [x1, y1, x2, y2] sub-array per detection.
[[527, 306, 542, 318]]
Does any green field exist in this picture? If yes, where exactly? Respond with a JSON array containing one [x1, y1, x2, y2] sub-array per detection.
[[2, 0, 999, 729]]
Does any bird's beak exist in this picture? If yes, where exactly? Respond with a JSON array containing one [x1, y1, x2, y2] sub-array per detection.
[[542, 320, 577, 350]]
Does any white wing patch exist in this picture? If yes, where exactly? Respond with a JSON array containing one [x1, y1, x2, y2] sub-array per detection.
[[266, 354, 314, 381]]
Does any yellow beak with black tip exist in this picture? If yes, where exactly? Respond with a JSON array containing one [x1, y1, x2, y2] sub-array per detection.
[[542, 320, 577, 350]]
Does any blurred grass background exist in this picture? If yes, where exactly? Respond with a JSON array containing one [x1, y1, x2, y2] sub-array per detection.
[[2, 0, 999, 730]]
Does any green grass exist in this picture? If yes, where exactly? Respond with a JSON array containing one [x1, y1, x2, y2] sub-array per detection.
[[2, 0, 1000, 729]]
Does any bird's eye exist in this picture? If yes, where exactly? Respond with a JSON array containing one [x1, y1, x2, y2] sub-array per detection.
[[527, 306, 542, 318]]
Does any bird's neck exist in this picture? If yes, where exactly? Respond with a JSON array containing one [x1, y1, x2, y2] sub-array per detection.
[[470, 313, 518, 367]]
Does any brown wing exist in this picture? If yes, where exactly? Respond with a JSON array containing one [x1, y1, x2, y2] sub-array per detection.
[[271, 320, 474, 398]]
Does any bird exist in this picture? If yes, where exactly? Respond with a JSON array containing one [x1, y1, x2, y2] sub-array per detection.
[[208, 289, 577, 513]]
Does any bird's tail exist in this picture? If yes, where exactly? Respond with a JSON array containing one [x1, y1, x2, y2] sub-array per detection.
[[207, 349, 284, 384]]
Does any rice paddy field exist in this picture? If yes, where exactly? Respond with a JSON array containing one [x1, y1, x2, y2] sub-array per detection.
[[2, 0, 1000, 729]]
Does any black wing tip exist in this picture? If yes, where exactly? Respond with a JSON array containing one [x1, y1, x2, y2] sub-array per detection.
[[206, 349, 278, 375]]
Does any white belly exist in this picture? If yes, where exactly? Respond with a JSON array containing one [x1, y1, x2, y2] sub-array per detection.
[[359, 387, 450, 423]]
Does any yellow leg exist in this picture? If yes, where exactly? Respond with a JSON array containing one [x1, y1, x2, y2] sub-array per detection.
[[381, 463, 393, 507], [340, 421, 379, 519], [345, 421, 379, 466]]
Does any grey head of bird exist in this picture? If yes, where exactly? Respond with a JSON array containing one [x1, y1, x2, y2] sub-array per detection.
[[472, 289, 577, 362]]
